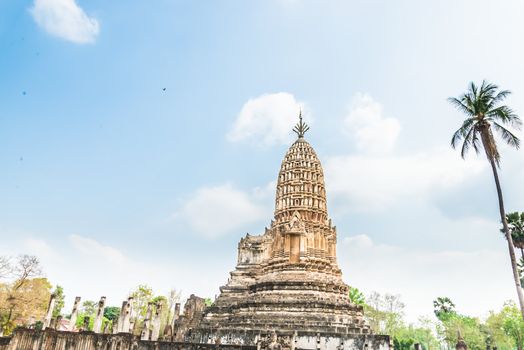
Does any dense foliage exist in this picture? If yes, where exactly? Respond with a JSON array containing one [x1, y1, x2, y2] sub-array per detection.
[[361, 292, 524, 350]]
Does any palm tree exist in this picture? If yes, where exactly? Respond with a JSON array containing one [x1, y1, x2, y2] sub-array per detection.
[[449, 80, 523, 318], [506, 212, 524, 254], [504, 212, 524, 287], [433, 296, 456, 320]]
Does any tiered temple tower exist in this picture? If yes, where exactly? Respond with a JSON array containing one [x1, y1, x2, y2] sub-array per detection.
[[192, 115, 379, 348]]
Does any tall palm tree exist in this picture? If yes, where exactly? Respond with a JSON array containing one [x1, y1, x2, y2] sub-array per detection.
[[449, 80, 523, 318]]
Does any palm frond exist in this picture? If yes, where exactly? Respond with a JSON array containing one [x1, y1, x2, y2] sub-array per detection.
[[459, 133, 471, 158], [477, 82, 498, 115], [451, 129, 463, 149], [459, 126, 479, 158], [448, 97, 474, 117], [492, 122, 521, 149], [451, 118, 475, 149], [470, 82, 478, 100], [487, 106, 522, 129], [488, 89, 511, 108], [464, 93, 477, 115], [480, 81, 498, 99]]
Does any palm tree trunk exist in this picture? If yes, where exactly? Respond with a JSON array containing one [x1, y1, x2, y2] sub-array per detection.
[[489, 158, 524, 319]]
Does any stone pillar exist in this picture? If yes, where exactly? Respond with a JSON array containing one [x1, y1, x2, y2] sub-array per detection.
[[127, 297, 134, 333], [151, 302, 163, 341], [112, 318, 119, 334], [43, 293, 56, 330], [103, 321, 109, 334], [174, 303, 180, 321], [117, 300, 127, 332], [55, 315, 63, 330], [82, 316, 90, 331], [163, 325, 173, 341], [120, 297, 133, 333], [171, 302, 181, 340], [92, 296, 106, 333], [69, 296, 81, 331], [141, 302, 153, 341]]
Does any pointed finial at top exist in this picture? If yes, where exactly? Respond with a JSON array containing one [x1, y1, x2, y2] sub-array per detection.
[[293, 110, 310, 138]]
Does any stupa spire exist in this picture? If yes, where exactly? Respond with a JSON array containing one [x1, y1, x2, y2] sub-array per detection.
[[274, 127, 328, 225], [292, 110, 309, 138]]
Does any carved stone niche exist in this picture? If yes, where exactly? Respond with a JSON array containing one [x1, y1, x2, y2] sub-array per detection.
[[259, 332, 292, 350], [283, 211, 307, 263]]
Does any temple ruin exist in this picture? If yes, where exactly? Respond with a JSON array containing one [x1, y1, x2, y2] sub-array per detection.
[[1, 115, 390, 350]]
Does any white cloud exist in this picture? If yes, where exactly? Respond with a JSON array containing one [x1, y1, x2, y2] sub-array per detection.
[[252, 181, 277, 201], [23, 237, 56, 259], [328, 93, 486, 213], [227, 92, 309, 147], [30, 0, 99, 44], [69, 234, 126, 265], [344, 93, 401, 155], [339, 234, 514, 322], [173, 184, 268, 238], [325, 147, 485, 212], [344, 234, 374, 249]]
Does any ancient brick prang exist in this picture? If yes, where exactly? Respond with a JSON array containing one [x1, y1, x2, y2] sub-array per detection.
[[194, 119, 374, 342]]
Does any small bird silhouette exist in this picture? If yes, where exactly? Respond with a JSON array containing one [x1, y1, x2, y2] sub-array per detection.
[[22, 91, 27, 95], [19, 157, 23, 161], [162, 88, 167, 91]]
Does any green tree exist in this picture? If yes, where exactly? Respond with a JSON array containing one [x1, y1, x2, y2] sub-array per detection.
[[500, 301, 524, 350], [393, 324, 439, 350], [437, 313, 486, 350], [103, 306, 120, 323], [449, 81, 523, 318], [74, 300, 97, 331], [130, 285, 154, 319], [81, 300, 97, 316], [52, 285, 65, 318], [484, 307, 514, 350], [393, 337, 414, 350], [365, 292, 405, 336], [348, 287, 366, 306], [75, 314, 94, 330]]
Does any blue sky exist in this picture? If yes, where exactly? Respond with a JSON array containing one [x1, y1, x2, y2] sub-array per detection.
[[1, 0, 524, 322]]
